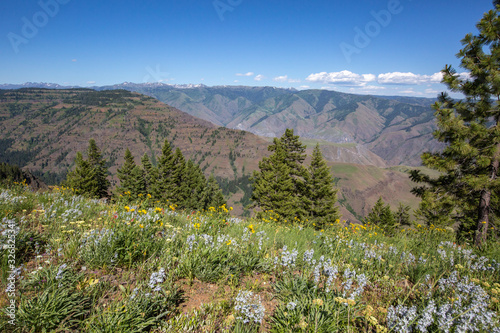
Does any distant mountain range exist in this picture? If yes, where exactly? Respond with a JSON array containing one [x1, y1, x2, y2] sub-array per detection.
[[1, 82, 442, 166], [0, 82, 79, 89], [95, 83, 441, 166], [0, 86, 434, 220], [0, 88, 268, 182]]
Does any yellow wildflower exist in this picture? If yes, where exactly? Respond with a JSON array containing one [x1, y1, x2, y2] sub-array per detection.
[[298, 321, 308, 329], [312, 299, 324, 306]]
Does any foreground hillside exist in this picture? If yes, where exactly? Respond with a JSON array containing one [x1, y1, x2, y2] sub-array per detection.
[[105, 84, 442, 166], [1, 184, 499, 332]]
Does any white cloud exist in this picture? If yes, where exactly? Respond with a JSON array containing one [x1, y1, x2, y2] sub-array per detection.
[[273, 75, 301, 83], [458, 72, 471, 80], [274, 75, 289, 82], [254, 74, 265, 81], [234, 80, 240, 83], [306, 70, 376, 86], [399, 89, 423, 95], [299, 85, 310, 90], [87, 81, 96, 84], [236, 72, 254, 77], [424, 88, 440, 95], [377, 72, 444, 85], [345, 85, 388, 96], [429, 72, 443, 83], [360, 85, 386, 90]]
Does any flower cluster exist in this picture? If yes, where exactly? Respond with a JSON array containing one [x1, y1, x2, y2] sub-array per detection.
[[234, 290, 266, 324], [279, 245, 299, 268], [55, 263, 67, 280], [148, 267, 166, 292], [388, 271, 500, 332]]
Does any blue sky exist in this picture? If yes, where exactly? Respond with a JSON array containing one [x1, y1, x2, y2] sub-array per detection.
[[0, 0, 494, 97]]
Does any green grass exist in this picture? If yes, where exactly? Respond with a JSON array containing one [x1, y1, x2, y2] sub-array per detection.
[[330, 163, 359, 175], [0, 184, 499, 332]]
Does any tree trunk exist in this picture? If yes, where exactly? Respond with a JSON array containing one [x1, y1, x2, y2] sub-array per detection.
[[475, 189, 490, 246], [475, 140, 500, 246]]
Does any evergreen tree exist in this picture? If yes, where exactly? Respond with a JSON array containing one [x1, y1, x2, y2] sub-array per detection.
[[65, 152, 91, 194], [65, 140, 109, 198], [252, 130, 342, 224], [252, 139, 302, 221], [394, 202, 411, 226], [276, 128, 307, 176], [86, 139, 110, 198], [117, 148, 136, 194], [141, 153, 156, 196], [410, 3, 500, 246], [413, 192, 455, 227], [365, 197, 395, 232], [183, 160, 206, 210], [0, 162, 24, 185], [170, 148, 187, 205], [275, 129, 309, 215], [200, 174, 226, 210], [365, 197, 386, 225], [155, 139, 176, 201], [130, 165, 146, 197], [307, 144, 340, 227]]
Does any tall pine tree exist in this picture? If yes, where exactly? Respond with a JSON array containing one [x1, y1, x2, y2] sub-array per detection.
[[170, 148, 187, 205], [276, 129, 309, 216], [200, 174, 226, 210], [410, 3, 500, 246], [65, 139, 110, 198], [183, 160, 207, 210], [252, 130, 342, 223], [155, 139, 176, 201], [252, 139, 300, 221], [307, 144, 340, 227], [365, 197, 395, 232], [65, 152, 92, 194], [130, 165, 147, 197], [141, 153, 156, 196], [117, 148, 136, 194], [87, 139, 110, 198], [394, 202, 411, 226]]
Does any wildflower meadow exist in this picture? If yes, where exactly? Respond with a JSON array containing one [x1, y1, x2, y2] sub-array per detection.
[[1, 183, 500, 332]]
